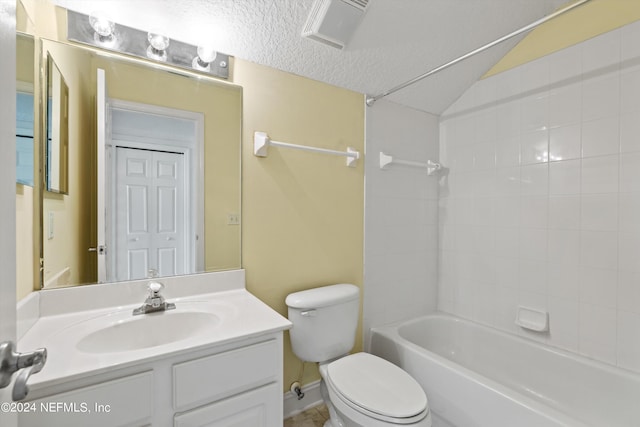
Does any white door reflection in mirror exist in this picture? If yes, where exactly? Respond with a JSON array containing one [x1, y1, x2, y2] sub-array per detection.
[[116, 148, 186, 280], [96, 68, 109, 282], [97, 84, 203, 283]]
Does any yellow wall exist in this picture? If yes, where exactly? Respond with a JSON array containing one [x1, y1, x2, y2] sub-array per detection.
[[485, 0, 640, 77], [233, 59, 365, 389], [16, 185, 34, 300], [17, 0, 34, 34], [16, 35, 33, 82]]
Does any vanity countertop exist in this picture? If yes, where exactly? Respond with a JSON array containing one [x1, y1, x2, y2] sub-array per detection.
[[18, 279, 291, 392]]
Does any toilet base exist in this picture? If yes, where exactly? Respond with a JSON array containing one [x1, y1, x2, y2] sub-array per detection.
[[320, 376, 345, 427]]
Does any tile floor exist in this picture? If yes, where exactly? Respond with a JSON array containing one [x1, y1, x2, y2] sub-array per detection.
[[283, 404, 329, 427]]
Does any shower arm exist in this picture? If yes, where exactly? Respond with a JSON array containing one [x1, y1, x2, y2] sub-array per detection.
[[365, 0, 594, 107]]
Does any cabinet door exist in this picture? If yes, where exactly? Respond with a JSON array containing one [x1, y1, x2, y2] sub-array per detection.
[[174, 382, 279, 427], [19, 372, 153, 427], [173, 339, 278, 411]]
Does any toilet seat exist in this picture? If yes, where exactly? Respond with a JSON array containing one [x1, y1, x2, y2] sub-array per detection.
[[326, 353, 429, 424]]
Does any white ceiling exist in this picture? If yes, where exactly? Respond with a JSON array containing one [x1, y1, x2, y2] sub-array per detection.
[[53, 0, 566, 115]]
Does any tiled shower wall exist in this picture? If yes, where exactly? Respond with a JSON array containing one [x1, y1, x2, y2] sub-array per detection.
[[364, 99, 439, 349], [438, 20, 640, 372]]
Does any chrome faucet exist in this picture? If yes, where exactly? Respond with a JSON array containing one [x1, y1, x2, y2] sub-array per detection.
[[133, 273, 176, 315]]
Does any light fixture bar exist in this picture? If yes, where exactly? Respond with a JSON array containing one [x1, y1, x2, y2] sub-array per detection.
[[67, 10, 230, 80]]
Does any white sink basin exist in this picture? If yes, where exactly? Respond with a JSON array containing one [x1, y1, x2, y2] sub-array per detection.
[[46, 300, 235, 355], [77, 310, 220, 353]]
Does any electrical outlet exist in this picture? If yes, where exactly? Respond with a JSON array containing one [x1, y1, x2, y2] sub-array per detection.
[[227, 213, 240, 225]]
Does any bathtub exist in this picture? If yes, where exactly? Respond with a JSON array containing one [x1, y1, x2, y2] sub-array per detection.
[[370, 313, 640, 427]]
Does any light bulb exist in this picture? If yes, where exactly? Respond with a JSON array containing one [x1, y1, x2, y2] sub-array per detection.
[[89, 12, 115, 46], [192, 46, 217, 71], [197, 46, 217, 63], [148, 32, 170, 50], [146, 31, 170, 61], [89, 13, 114, 36]]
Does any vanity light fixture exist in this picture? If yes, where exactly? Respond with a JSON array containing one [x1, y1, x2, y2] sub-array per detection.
[[147, 31, 170, 62], [67, 10, 231, 80], [88, 12, 116, 47], [192, 46, 218, 72]]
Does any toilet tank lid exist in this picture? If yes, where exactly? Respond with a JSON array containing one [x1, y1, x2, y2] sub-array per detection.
[[286, 284, 359, 309]]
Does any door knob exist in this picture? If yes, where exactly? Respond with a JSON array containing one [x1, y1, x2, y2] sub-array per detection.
[[0, 341, 47, 401], [88, 245, 106, 254]]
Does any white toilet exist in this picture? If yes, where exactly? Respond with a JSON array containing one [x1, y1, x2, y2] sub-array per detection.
[[286, 284, 432, 427]]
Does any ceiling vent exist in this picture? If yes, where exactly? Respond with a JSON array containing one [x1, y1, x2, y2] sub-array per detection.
[[302, 0, 370, 50]]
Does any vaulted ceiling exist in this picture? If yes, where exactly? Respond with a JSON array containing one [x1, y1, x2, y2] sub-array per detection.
[[53, 0, 566, 114]]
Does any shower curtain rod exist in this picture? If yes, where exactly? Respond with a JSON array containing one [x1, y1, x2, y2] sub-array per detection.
[[365, 0, 593, 107]]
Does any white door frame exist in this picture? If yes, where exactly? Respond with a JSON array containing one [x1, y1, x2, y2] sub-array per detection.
[[96, 69, 109, 282], [106, 99, 204, 277], [1, 2, 18, 423]]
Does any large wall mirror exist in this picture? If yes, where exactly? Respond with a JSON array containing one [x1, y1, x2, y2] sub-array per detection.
[[36, 38, 242, 289]]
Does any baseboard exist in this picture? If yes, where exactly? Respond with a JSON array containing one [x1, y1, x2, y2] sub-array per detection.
[[283, 379, 323, 419]]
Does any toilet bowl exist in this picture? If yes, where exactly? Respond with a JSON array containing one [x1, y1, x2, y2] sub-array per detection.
[[285, 284, 432, 427], [320, 353, 432, 427]]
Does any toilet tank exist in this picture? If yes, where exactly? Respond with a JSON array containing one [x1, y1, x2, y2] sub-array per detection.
[[286, 284, 359, 363]]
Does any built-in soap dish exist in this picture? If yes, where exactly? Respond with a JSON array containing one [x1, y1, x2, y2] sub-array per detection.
[[515, 306, 549, 332]]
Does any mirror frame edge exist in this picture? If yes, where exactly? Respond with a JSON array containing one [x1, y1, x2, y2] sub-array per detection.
[[36, 35, 44, 291]]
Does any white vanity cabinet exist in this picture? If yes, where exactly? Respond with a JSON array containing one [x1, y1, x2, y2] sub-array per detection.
[[19, 334, 284, 427]]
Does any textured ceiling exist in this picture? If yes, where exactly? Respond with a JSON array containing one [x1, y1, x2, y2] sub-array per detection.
[[53, 0, 566, 114]]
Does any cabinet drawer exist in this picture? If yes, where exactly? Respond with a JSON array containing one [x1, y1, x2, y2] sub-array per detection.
[[20, 371, 153, 427], [173, 339, 278, 411], [174, 382, 279, 427]]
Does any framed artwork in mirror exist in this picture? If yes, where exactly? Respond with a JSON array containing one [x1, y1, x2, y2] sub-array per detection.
[[45, 54, 69, 194]]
